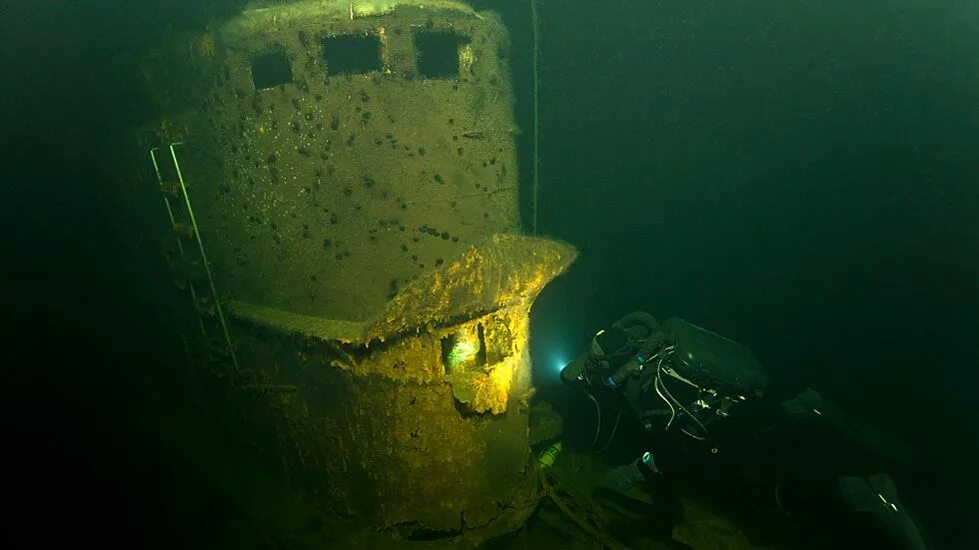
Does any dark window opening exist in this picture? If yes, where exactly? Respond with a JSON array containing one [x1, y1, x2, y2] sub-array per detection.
[[322, 34, 381, 75], [251, 49, 292, 90], [414, 30, 469, 79]]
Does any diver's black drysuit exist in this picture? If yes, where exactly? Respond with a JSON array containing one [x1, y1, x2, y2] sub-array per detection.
[[558, 311, 930, 550]]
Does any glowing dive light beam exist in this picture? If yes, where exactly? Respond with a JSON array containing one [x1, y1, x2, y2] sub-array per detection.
[[551, 352, 569, 378], [447, 338, 479, 370]]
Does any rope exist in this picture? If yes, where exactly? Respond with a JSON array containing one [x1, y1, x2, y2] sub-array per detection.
[[530, 0, 541, 235], [538, 465, 629, 550]]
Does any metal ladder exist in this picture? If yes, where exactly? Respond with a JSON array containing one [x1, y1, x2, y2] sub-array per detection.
[[149, 143, 240, 374]]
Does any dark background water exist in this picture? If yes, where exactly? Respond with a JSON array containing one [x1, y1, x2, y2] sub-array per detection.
[[2, 0, 976, 547], [522, 1, 979, 547], [521, 2, 979, 548]]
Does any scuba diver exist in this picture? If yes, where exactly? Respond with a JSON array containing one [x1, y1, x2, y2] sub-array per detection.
[[557, 311, 929, 550]]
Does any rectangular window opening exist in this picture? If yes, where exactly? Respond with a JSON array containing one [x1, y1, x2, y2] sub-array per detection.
[[322, 34, 382, 76], [251, 48, 292, 90], [414, 30, 470, 79], [441, 325, 486, 373]]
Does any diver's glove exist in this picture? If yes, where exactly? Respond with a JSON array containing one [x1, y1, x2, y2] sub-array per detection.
[[602, 451, 660, 493]]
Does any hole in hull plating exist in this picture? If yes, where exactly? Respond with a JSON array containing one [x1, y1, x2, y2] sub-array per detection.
[[414, 30, 470, 79], [251, 48, 292, 89], [322, 34, 382, 75]]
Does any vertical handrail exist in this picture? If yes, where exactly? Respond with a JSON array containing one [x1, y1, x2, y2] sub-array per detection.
[[149, 148, 184, 254], [168, 143, 241, 374], [149, 147, 208, 340]]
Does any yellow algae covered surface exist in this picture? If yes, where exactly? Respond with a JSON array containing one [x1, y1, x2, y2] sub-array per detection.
[[221, 234, 576, 540], [367, 234, 577, 340], [227, 234, 576, 412]]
